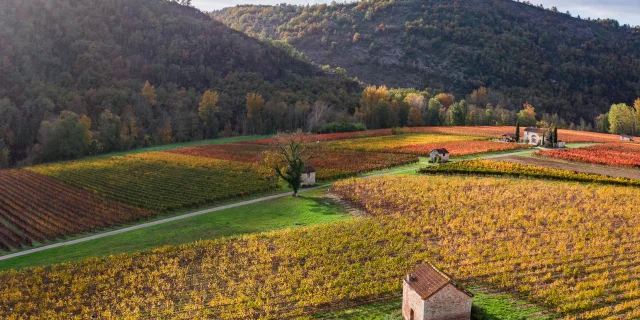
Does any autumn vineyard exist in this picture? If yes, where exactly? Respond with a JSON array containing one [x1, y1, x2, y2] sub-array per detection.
[[537, 143, 640, 168], [2, 0, 640, 317], [1, 174, 640, 319], [1, 126, 640, 319]]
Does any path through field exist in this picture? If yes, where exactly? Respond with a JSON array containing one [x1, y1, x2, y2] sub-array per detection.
[[0, 144, 596, 262]]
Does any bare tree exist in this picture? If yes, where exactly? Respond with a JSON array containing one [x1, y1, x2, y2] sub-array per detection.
[[260, 130, 318, 197], [307, 100, 332, 131]]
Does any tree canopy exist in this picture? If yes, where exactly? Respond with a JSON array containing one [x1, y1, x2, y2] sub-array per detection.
[[213, 0, 640, 123], [0, 0, 359, 166]]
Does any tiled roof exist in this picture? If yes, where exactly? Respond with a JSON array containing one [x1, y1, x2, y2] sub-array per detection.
[[405, 262, 473, 300], [430, 148, 449, 154], [524, 127, 543, 133], [302, 166, 316, 173]]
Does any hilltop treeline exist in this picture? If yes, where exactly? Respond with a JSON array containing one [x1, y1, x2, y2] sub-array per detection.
[[213, 0, 640, 123], [0, 0, 359, 166]]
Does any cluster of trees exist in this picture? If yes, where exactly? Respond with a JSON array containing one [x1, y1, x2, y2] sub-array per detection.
[[213, 0, 640, 124], [595, 99, 640, 135], [0, 0, 359, 167], [2, 0, 637, 168], [353, 85, 570, 131]]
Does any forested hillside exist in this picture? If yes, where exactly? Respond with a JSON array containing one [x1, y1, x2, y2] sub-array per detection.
[[0, 0, 359, 166], [213, 0, 640, 123]]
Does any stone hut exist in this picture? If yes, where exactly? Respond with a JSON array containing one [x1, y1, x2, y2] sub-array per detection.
[[429, 149, 450, 163], [402, 262, 473, 320], [301, 166, 316, 186]]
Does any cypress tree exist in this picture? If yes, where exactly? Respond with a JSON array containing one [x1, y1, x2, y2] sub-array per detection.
[[554, 125, 558, 144], [515, 120, 520, 142]]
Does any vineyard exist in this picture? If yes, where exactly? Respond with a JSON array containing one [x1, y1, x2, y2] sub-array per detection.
[[183, 127, 634, 149], [411, 126, 635, 143], [323, 134, 483, 152], [537, 143, 640, 168], [0, 170, 153, 251], [169, 143, 269, 162], [392, 140, 530, 156], [28, 153, 276, 211], [171, 143, 418, 180], [247, 129, 392, 145], [419, 159, 640, 186], [0, 137, 419, 253], [1, 175, 639, 319], [323, 133, 531, 156], [309, 150, 418, 179]]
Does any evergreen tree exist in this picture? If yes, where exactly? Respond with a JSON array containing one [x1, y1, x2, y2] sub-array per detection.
[[554, 125, 558, 145], [515, 120, 520, 142]]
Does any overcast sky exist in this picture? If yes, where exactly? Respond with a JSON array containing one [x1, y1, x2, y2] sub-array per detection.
[[194, 0, 640, 26]]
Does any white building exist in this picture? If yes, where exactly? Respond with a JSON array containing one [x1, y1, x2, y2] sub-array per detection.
[[301, 166, 316, 186], [620, 135, 634, 142], [523, 127, 543, 145], [402, 262, 473, 320], [429, 149, 450, 163]]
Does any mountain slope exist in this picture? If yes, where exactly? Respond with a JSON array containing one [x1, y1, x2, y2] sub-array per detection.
[[213, 0, 640, 121], [0, 0, 358, 165]]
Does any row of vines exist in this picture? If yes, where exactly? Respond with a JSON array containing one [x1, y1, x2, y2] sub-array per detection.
[[170, 144, 418, 180], [537, 143, 640, 168], [0, 170, 152, 251], [28, 153, 276, 212], [1, 175, 639, 318], [419, 159, 640, 186]]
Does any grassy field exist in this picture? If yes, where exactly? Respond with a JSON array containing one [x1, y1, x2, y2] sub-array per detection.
[[314, 289, 553, 319], [0, 188, 349, 270]]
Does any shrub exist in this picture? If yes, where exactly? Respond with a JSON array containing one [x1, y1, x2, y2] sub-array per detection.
[[391, 127, 409, 135], [316, 122, 366, 134]]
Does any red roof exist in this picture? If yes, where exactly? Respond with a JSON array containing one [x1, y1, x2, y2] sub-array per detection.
[[430, 148, 449, 155], [405, 262, 473, 300]]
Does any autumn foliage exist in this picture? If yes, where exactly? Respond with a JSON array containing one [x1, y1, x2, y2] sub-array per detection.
[[28, 152, 275, 212], [171, 142, 417, 180], [3, 175, 640, 318], [420, 159, 640, 186], [0, 170, 152, 251], [392, 140, 530, 157], [537, 143, 640, 168]]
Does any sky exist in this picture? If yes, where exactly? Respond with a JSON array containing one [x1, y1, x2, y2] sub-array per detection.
[[194, 0, 640, 26]]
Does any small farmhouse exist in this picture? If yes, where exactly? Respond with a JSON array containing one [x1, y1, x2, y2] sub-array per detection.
[[523, 127, 543, 145], [429, 149, 449, 163], [402, 262, 473, 320], [620, 135, 634, 142], [301, 166, 316, 186], [501, 133, 517, 142]]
